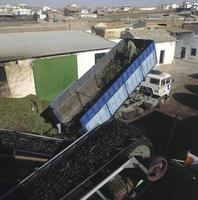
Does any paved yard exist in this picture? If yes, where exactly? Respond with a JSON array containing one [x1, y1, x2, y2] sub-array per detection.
[[137, 59, 198, 200], [155, 59, 198, 120]]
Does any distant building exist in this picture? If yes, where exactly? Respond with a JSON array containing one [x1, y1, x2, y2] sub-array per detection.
[[161, 3, 179, 10], [93, 22, 132, 42], [166, 27, 193, 37], [191, 3, 198, 14], [122, 28, 176, 65], [13, 8, 32, 16], [64, 4, 80, 16], [133, 21, 146, 29], [0, 31, 115, 100], [81, 9, 89, 14], [42, 6, 51, 12], [175, 33, 198, 61], [121, 6, 131, 12], [0, 3, 34, 16], [183, 22, 198, 33], [79, 13, 97, 18], [146, 19, 184, 29], [139, 6, 157, 11], [182, 1, 193, 9], [107, 7, 120, 13], [37, 10, 47, 20], [172, 3, 179, 9], [79, 9, 97, 18]]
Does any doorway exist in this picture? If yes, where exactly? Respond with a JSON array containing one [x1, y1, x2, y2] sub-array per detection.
[[181, 47, 186, 59], [159, 50, 165, 64]]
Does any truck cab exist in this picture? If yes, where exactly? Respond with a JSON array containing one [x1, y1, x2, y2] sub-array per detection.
[[140, 70, 172, 99]]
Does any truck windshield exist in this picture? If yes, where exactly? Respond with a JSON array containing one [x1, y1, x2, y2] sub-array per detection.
[[161, 79, 166, 86], [166, 78, 171, 84], [150, 78, 160, 85]]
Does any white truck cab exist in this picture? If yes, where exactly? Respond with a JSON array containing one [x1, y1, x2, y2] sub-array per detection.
[[140, 70, 172, 99]]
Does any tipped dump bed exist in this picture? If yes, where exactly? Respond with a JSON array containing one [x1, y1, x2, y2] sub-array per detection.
[[43, 38, 157, 132]]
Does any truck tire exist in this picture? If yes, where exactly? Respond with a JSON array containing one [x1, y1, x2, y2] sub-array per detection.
[[158, 95, 167, 105], [147, 156, 168, 182]]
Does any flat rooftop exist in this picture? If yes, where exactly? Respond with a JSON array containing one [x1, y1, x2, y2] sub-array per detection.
[[124, 28, 176, 43]]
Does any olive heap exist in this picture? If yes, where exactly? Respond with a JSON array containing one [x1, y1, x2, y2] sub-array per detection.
[[27, 120, 143, 200], [0, 130, 63, 155]]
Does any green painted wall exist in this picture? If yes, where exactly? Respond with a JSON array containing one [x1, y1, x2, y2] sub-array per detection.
[[33, 55, 78, 101]]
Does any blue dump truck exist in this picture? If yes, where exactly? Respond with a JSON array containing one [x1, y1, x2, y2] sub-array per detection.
[[1, 37, 169, 200], [42, 37, 158, 135]]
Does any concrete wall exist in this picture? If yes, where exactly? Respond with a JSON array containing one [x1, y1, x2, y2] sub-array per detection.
[[4, 60, 36, 98], [77, 49, 111, 78], [155, 42, 176, 65], [2, 49, 113, 99], [146, 20, 183, 29], [175, 34, 198, 61]]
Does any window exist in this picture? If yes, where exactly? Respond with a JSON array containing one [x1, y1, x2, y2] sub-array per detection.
[[166, 78, 171, 84], [191, 48, 197, 56], [150, 78, 160, 85], [158, 23, 167, 26], [161, 79, 166, 86], [95, 53, 105, 64]]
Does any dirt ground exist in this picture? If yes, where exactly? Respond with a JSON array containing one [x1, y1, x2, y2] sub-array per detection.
[[155, 58, 198, 120]]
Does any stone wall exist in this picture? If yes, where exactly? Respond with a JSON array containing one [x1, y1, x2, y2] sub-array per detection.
[[4, 60, 36, 98]]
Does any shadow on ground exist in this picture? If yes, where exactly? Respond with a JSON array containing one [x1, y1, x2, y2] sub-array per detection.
[[185, 84, 198, 96], [135, 111, 198, 200], [134, 111, 198, 157], [189, 73, 198, 79], [173, 93, 198, 110]]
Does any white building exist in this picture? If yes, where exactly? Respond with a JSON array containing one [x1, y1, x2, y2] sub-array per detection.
[[107, 7, 120, 13], [162, 3, 179, 10], [175, 33, 198, 61], [139, 7, 156, 11], [122, 29, 176, 65], [13, 8, 32, 16], [182, 1, 193, 9], [81, 9, 89, 14], [0, 31, 115, 100], [191, 3, 198, 14], [42, 6, 51, 12], [37, 10, 47, 20], [121, 6, 131, 12], [79, 13, 97, 18], [4, 4, 11, 8], [79, 9, 97, 18], [172, 3, 179, 9]]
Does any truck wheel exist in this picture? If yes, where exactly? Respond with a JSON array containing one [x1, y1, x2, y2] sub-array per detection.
[[158, 95, 167, 105], [147, 156, 168, 182]]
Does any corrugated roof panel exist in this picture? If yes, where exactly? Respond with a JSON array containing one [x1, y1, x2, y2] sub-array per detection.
[[0, 30, 115, 62]]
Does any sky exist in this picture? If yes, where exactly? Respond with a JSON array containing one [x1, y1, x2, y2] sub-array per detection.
[[1, 0, 198, 8]]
